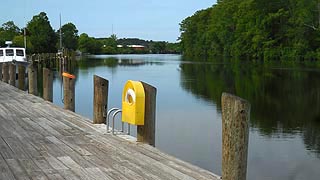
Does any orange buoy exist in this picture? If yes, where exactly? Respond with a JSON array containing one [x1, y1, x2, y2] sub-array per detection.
[[62, 72, 76, 79]]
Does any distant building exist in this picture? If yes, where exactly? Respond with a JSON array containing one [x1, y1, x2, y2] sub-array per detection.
[[117, 45, 145, 50]]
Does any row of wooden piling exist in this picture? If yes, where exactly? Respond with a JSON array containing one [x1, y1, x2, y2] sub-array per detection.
[[27, 49, 76, 63], [26, 62, 75, 110], [0, 63, 26, 89], [0, 60, 73, 104], [0, 59, 251, 180]]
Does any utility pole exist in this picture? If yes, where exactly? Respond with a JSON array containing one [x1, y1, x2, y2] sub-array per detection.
[[23, 0, 27, 51], [24, 28, 27, 50], [59, 13, 63, 52]]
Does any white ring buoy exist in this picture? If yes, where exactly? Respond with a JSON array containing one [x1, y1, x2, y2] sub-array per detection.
[[125, 88, 136, 104]]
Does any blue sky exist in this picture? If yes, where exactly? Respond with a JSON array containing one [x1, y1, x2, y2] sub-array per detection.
[[0, 0, 215, 42]]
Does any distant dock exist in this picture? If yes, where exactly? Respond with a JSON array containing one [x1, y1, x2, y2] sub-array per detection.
[[0, 81, 220, 180]]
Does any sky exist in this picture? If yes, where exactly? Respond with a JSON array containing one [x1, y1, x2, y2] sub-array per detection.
[[0, 0, 216, 42]]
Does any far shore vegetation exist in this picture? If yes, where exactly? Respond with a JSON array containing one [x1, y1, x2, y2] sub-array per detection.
[[179, 0, 320, 61], [3, 0, 320, 62], [0, 12, 181, 55]]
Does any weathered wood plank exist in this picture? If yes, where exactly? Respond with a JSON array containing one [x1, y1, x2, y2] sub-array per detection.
[[83, 135, 182, 180], [85, 167, 113, 180], [56, 169, 80, 180], [0, 137, 15, 159], [6, 159, 30, 180], [20, 118, 51, 137], [46, 136, 92, 156], [41, 143, 67, 158], [57, 156, 95, 179], [18, 158, 48, 180], [32, 156, 66, 180], [37, 118, 63, 137], [82, 144, 168, 180], [85, 159, 131, 180], [43, 155, 68, 171], [46, 173, 64, 180], [0, 156, 16, 180], [3, 137, 30, 159]]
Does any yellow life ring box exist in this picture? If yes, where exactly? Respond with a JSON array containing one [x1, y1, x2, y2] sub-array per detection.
[[122, 80, 145, 125]]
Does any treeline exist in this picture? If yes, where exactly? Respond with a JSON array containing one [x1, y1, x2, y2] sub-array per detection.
[[82, 36, 181, 54], [179, 0, 320, 61], [0, 12, 180, 54]]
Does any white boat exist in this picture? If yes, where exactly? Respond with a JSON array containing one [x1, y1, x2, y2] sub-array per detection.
[[0, 41, 27, 64]]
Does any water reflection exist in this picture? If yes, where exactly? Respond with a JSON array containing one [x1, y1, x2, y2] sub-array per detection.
[[77, 55, 165, 69], [180, 61, 320, 154]]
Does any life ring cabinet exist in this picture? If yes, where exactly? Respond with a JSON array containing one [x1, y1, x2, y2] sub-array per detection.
[[122, 80, 145, 125]]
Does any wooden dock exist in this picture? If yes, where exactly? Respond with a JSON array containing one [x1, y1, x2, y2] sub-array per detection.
[[0, 81, 220, 180]]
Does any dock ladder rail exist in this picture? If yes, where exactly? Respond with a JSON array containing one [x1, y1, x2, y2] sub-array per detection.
[[105, 107, 131, 135]]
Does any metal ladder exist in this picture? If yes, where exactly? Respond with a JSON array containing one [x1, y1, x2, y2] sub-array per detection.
[[105, 107, 130, 135]]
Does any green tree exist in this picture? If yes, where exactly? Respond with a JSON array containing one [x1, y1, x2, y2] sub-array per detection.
[[58, 23, 79, 50], [78, 33, 101, 54], [0, 21, 20, 47], [13, 35, 24, 47], [166, 42, 181, 53], [27, 12, 57, 53], [150, 41, 166, 53], [180, 0, 320, 61], [100, 34, 117, 54], [78, 33, 91, 53], [110, 34, 117, 42]]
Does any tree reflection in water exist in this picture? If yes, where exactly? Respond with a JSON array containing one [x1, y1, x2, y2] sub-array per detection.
[[180, 61, 320, 155]]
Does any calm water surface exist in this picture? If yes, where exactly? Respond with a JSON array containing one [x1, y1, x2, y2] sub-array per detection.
[[48, 54, 320, 180]]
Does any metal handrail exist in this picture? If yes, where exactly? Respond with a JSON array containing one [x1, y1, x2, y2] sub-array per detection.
[[106, 107, 131, 135], [112, 109, 122, 135], [106, 108, 120, 132]]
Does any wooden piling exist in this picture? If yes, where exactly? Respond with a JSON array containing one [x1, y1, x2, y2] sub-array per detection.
[[137, 82, 157, 146], [0, 63, 3, 81], [28, 63, 38, 95], [62, 57, 67, 72], [9, 63, 16, 86], [93, 75, 109, 124], [2, 63, 9, 83], [221, 93, 250, 180], [0, 63, 2, 81], [18, 65, 26, 90], [43, 68, 53, 102], [63, 74, 75, 112]]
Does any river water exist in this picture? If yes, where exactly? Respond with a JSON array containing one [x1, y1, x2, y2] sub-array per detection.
[[47, 54, 320, 180]]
